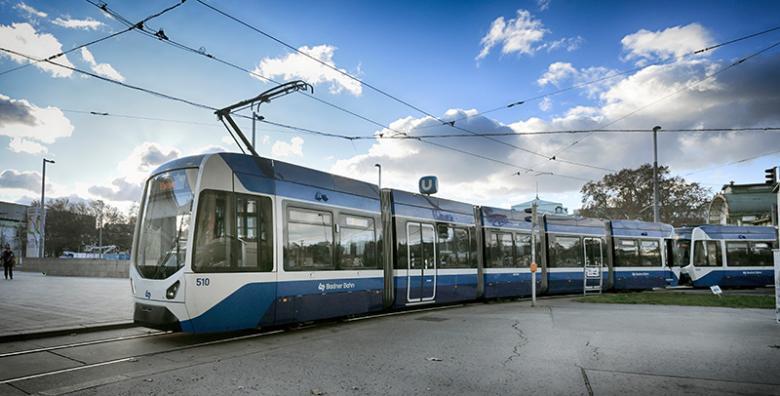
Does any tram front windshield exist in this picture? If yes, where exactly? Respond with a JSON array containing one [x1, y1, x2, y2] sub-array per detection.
[[136, 168, 198, 279]]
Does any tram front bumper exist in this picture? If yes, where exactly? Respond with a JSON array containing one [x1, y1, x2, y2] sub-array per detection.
[[134, 302, 182, 331]]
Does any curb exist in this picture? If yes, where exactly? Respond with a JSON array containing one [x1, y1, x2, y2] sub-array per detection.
[[0, 321, 137, 343]]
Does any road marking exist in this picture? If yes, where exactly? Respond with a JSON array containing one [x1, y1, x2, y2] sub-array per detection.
[[0, 330, 166, 358]]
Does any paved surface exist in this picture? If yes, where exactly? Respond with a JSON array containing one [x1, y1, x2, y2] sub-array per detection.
[[1, 298, 776, 395], [0, 272, 133, 337]]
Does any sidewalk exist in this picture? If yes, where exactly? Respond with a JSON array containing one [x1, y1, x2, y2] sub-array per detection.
[[0, 272, 134, 339]]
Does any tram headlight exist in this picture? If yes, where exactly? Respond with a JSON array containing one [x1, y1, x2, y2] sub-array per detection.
[[166, 281, 180, 300]]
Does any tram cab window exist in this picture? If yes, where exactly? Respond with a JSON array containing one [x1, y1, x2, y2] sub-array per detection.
[[673, 240, 691, 267], [487, 231, 514, 268], [694, 240, 722, 267], [336, 215, 378, 269], [548, 235, 582, 268], [639, 240, 661, 267], [285, 208, 335, 271], [193, 190, 273, 273], [437, 225, 471, 269]]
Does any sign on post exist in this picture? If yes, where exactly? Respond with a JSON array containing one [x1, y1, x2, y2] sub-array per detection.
[[419, 176, 438, 195], [774, 250, 780, 324]]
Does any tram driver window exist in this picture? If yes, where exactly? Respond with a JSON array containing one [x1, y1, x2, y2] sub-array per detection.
[[193, 190, 273, 273], [285, 208, 335, 271], [548, 235, 582, 268], [694, 240, 722, 267]]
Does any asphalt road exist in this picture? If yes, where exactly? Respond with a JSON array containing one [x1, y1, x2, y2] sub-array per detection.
[[1, 298, 778, 395]]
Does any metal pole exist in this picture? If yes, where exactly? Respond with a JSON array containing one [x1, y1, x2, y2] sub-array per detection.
[[531, 200, 538, 307], [40, 159, 46, 258], [40, 159, 55, 257], [252, 111, 257, 149], [375, 164, 382, 190], [652, 126, 661, 222]]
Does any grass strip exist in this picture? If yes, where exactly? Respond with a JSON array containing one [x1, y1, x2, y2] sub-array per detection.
[[577, 292, 774, 309]]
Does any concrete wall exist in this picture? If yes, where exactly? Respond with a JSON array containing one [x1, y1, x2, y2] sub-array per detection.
[[18, 258, 130, 278]]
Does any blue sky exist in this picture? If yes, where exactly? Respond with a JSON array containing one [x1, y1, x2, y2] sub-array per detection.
[[1, 0, 779, 213]]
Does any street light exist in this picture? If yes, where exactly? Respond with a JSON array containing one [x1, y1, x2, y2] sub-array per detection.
[[40, 158, 55, 258], [652, 126, 662, 223], [374, 164, 382, 190]]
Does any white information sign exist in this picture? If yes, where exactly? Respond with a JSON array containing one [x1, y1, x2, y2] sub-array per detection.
[[710, 285, 722, 296]]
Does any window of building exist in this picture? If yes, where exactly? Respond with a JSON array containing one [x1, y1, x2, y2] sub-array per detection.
[[193, 190, 273, 273], [284, 207, 334, 271], [548, 235, 582, 268]]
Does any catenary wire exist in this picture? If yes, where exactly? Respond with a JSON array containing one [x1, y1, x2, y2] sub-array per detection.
[[0, 0, 186, 77]]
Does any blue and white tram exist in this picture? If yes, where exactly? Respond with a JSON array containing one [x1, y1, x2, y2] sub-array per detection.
[[132, 153, 387, 332], [389, 190, 479, 306], [608, 220, 675, 289], [480, 206, 541, 299], [541, 215, 608, 294], [681, 225, 777, 288]]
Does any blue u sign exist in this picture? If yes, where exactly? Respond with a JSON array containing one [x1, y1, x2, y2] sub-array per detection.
[[419, 176, 438, 195]]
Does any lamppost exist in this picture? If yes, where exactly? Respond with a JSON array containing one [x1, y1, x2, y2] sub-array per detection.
[[374, 164, 382, 190], [652, 126, 662, 223], [40, 158, 55, 258]]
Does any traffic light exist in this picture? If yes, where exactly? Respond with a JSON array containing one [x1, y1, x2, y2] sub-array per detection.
[[524, 207, 532, 222], [765, 167, 777, 185]]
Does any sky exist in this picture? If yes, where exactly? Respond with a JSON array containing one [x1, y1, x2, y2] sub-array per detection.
[[1, 0, 779, 214]]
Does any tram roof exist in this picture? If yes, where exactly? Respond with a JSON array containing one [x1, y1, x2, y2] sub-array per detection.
[[610, 220, 674, 238], [545, 215, 606, 236], [390, 189, 476, 224], [694, 224, 777, 240], [480, 206, 532, 231]]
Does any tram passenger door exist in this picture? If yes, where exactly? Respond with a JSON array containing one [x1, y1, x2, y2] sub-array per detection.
[[407, 222, 437, 303], [583, 238, 603, 293]]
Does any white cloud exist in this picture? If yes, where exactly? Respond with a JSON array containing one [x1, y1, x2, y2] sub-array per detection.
[[88, 177, 143, 202], [254, 45, 362, 96], [621, 23, 714, 65], [117, 142, 181, 183], [0, 93, 74, 152], [0, 23, 74, 77], [0, 169, 42, 192], [81, 47, 125, 82], [537, 62, 577, 86], [193, 145, 228, 154], [9, 137, 47, 154], [332, 53, 780, 208], [537, 0, 551, 11], [14, 2, 47, 18], [538, 36, 584, 52], [52, 17, 104, 30], [538, 97, 552, 112], [477, 10, 547, 60], [271, 136, 304, 157]]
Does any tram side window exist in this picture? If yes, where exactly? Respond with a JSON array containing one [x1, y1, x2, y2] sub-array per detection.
[[193, 190, 273, 273], [614, 239, 639, 267], [694, 241, 722, 267], [515, 233, 532, 267], [285, 208, 335, 271], [337, 215, 378, 270], [548, 235, 582, 268], [725, 241, 750, 267], [639, 240, 661, 267], [437, 224, 471, 269], [750, 242, 774, 266], [487, 231, 514, 268]]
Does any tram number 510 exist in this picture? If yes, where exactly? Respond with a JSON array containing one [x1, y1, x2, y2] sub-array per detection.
[[195, 278, 211, 287]]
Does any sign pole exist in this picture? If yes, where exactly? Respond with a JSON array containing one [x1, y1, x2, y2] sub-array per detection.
[[530, 201, 538, 307]]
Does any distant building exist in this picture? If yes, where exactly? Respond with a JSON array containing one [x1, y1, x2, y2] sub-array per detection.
[[0, 201, 28, 259], [708, 182, 777, 226], [512, 198, 569, 215]]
